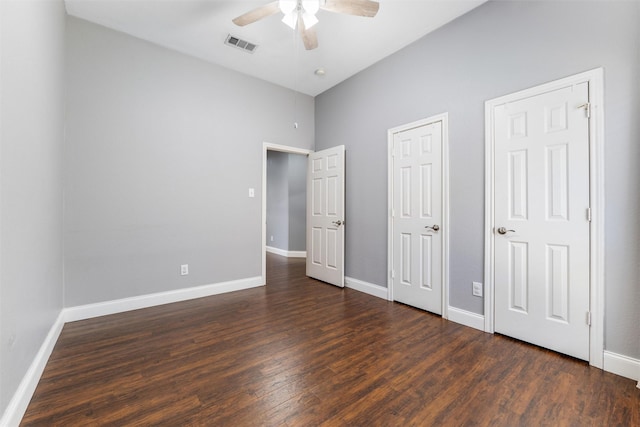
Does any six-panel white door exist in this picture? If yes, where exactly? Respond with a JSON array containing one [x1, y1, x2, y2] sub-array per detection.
[[306, 146, 345, 287], [493, 83, 590, 360], [392, 122, 443, 314]]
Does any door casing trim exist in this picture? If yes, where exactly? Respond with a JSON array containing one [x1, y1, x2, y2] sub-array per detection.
[[387, 113, 450, 319], [483, 68, 605, 368], [261, 142, 313, 285]]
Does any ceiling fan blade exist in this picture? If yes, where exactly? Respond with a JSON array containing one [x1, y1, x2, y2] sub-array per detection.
[[320, 0, 380, 17], [298, 15, 318, 50], [232, 1, 280, 26]]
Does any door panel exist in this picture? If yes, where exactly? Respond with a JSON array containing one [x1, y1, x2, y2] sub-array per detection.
[[494, 83, 590, 360], [306, 146, 345, 287], [392, 122, 443, 314]]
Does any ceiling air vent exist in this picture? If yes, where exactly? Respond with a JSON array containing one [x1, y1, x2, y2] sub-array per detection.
[[225, 34, 258, 54]]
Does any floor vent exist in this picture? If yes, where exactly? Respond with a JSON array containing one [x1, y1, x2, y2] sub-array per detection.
[[225, 34, 258, 53]]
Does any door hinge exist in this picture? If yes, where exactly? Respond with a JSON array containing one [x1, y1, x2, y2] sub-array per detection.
[[578, 102, 591, 118], [391, 270, 395, 279], [586, 311, 592, 326], [586, 207, 592, 222]]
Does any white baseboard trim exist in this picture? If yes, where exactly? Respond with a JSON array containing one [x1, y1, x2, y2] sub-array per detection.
[[447, 306, 485, 332], [0, 311, 66, 427], [603, 350, 640, 383], [266, 246, 306, 258], [64, 276, 263, 322], [345, 276, 388, 300]]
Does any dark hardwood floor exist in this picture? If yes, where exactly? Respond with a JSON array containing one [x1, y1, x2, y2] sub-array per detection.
[[22, 254, 639, 426]]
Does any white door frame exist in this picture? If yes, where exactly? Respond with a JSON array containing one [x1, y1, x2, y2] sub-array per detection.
[[387, 113, 450, 319], [484, 68, 605, 368], [261, 142, 313, 284]]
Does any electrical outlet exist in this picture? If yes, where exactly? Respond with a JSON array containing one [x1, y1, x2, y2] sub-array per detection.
[[181, 264, 189, 276], [270, 235, 274, 242], [472, 282, 483, 297], [248, 188, 255, 198]]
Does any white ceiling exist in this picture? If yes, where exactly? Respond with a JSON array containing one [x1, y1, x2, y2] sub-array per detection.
[[64, 0, 487, 96]]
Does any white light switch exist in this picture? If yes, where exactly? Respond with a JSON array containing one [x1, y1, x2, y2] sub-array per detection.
[[248, 188, 255, 198]]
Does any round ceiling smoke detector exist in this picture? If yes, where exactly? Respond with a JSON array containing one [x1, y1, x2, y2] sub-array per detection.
[[314, 68, 326, 77]]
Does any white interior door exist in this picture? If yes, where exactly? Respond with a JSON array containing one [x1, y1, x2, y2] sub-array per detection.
[[392, 121, 443, 314], [493, 82, 590, 360], [306, 146, 345, 287]]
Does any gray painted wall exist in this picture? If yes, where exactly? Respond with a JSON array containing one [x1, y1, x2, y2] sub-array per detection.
[[267, 151, 290, 250], [315, 1, 640, 358], [266, 151, 307, 252], [64, 17, 314, 306], [287, 154, 306, 251], [0, 0, 66, 414]]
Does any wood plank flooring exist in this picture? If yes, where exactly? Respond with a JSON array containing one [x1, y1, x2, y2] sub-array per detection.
[[22, 254, 639, 426]]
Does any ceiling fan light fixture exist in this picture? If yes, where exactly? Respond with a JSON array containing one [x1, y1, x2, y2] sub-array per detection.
[[282, 11, 298, 29], [302, 12, 318, 29], [233, 0, 379, 50]]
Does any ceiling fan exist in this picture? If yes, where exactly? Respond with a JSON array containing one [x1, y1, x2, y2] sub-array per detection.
[[232, 0, 380, 51]]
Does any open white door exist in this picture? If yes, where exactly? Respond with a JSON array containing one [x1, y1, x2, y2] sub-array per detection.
[[306, 146, 345, 287]]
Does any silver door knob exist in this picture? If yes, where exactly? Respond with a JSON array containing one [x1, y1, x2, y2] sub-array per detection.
[[497, 227, 515, 235], [332, 220, 343, 227], [425, 225, 440, 232]]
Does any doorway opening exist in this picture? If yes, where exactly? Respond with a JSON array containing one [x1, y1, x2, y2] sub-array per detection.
[[266, 150, 308, 258], [262, 143, 312, 284]]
